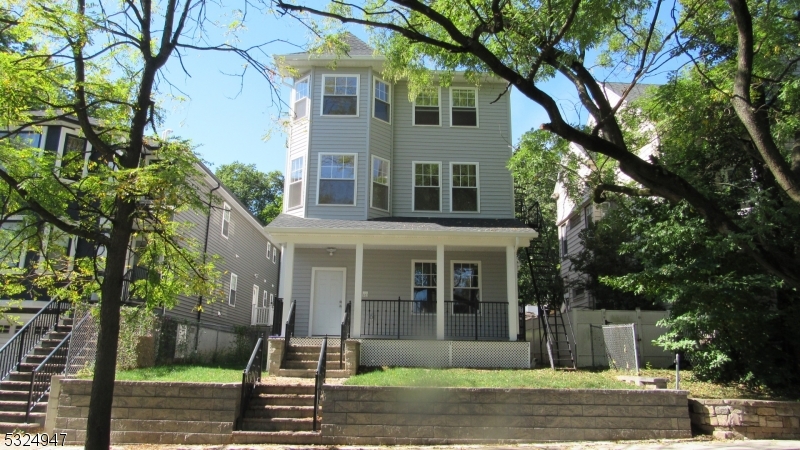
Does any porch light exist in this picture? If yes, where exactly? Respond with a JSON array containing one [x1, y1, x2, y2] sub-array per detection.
[[326, 247, 337, 256]]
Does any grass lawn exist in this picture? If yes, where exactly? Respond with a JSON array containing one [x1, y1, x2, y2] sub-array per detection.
[[346, 366, 790, 400], [115, 365, 243, 383]]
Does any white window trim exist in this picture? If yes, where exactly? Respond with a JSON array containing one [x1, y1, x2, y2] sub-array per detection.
[[372, 77, 391, 124], [287, 156, 305, 211], [449, 87, 479, 128], [221, 202, 231, 238], [292, 75, 310, 120], [410, 259, 437, 315], [38, 225, 78, 274], [272, 247, 277, 263], [370, 155, 390, 212], [252, 284, 260, 308], [450, 260, 482, 315], [0, 218, 29, 273], [56, 128, 92, 182], [449, 162, 480, 213], [228, 273, 238, 306], [320, 74, 360, 117], [267, 242, 272, 258], [412, 87, 442, 127], [316, 152, 358, 207], [411, 161, 442, 212]]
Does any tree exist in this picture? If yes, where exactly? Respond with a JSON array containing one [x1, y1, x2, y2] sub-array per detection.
[[0, 0, 279, 447], [273, 0, 800, 290], [215, 162, 284, 224]]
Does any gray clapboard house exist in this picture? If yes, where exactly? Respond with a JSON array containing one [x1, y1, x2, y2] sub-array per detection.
[[267, 34, 537, 368]]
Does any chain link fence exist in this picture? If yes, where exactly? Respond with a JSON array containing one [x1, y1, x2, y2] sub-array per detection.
[[65, 306, 98, 377], [602, 324, 639, 374]]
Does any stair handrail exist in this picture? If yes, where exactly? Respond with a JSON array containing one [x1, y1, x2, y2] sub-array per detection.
[[340, 302, 351, 369], [24, 312, 91, 423], [313, 336, 327, 432], [0, 299, 70, 382], [562, 300, 578, 367], [541, 305, 558, 369], [282, 300, 296, 365], [63, 308, 97, 378], [235, 336, 264, 431]]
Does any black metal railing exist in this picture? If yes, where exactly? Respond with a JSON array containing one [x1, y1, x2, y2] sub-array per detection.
[[0, 299, 70, 382], [235, 336, 264, 430], [282, 300, 296, 365], [444, 301, 509, 340], [361, 298, 436, 338], [340, 302, 351, 369], [313, 337, 327, 432], [270, 297, 283, 336], [518, 302, 527, 341]]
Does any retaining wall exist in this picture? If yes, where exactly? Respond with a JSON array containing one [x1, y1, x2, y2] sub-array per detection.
[[690, 398, 800, 439], [48, 378, 238, 445], [319, 385, 692, 444]]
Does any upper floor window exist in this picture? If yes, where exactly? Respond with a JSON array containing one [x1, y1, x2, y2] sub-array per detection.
[[413, 162, 440, 211], [0, 131, 42, 149], [584, 204, 594, 226], [568, 213, 582, 230], [293, 77, 310, 120], [373, 79, 391, 122], [560, 225, 568, 259], [59, 134, 90, 181], [272, 247, 277, 263], [413, 88, 440, 126], [322, 75, 359, 116], [267, 242, 272, 258], [451, 163, 479, 212], [318, 153, 356, 205], [221, 202, 231, 238], [452, 262, 480, 314], [228, 273, 238, 306], [451, 88, 478, 127], [371, 156, 390, 211], [287, 157, 304, 210]]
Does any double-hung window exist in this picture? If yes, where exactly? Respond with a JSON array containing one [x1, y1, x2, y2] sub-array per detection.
[[373, 79, 391, 122], [267, 242, 272, 258], [371, 156, 390, 211], [322, 75, 359, 116], [450, 88, 478, 127], [59, 133, 90, 181], [221, 202, 231, 238], [228, 273, 238, 306], [287, 157, 304, 209], [272, 247, 277, 263], [293, 77, 310, 120], [413, 261, 437, 313], [452, 262, 480, 314], [413, 162, 440, 211], [451, 163, 479, 212], [318, 153, 356, 205], [413, 88, 440, 126], [584, 204, 594, 227]]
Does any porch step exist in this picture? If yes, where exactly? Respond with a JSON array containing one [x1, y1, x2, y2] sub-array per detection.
[[0, 400, 48, 413], [231, 430, 324, 444], [240, 417, 315, 432], [245, 405, 314, 419], [275, 369, 349, 379], [282, 360, 345, 370], [254, 385, 314, 396], [250, 394, 314, 407], [0, 410, 45, 424], [0, 421, 43, 434]]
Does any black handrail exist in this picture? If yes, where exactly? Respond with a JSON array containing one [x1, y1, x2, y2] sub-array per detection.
[[282, 300, 296, 365], [235, 336, 264, 431], [340, 302, 351, 369], [444, 301, 509, 340], [0, 299, 70, 382], [313, 337, 327, 432]]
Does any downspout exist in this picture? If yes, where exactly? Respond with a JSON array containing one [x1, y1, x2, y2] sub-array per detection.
[[194, 180, 222, 351]]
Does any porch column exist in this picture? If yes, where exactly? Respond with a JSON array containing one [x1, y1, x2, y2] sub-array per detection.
[[280, 242, 295, 337], [352, 242, 363, 338], [506, 244, 518, 341], [436, 243, 445, 340]]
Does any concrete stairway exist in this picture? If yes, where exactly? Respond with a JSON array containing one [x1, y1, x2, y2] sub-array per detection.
[[274, 344, 349, 378], [239, 384, 316, 432], [0, 318, 72, 433]]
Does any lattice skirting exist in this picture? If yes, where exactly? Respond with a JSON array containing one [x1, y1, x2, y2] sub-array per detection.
[[290, 337, 342, 347], [359, 339, 531, 369]]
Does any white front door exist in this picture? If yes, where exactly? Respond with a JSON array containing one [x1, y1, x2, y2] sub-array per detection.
[[311, 268, 345, 336]]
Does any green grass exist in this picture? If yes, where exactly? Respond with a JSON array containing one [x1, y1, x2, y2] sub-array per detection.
[[115, 364, 243, 383]]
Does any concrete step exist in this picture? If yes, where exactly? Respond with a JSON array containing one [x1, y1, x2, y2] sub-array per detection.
[[275, 369, 349, 379], [240, 417, 314, 432], [0, 381, 35, 392], [250, 394, 314, 407], [0, 421, 43, 434], [0, 400, 47, 413], [245, 405, 313, 419], [254, 385, 314, 396], [284, 352, 342, 361], [231, 430, 324, 444], [0, 390, 34, 401], [0, 411, 45, 424], [282, 360, 346, 370]]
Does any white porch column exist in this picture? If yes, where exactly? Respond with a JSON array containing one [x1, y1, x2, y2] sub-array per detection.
[[436, 243, 445, 340], [353, 242, 364, 338], [506, 244, 519, 341], [280, 242, 295, 337]]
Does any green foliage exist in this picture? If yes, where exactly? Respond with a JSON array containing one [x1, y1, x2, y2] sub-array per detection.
[[215, 162, 284, 224], [116, 307, 158, 371]]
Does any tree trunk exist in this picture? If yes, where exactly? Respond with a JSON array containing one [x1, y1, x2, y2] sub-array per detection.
[[83, 200, 135, 450]]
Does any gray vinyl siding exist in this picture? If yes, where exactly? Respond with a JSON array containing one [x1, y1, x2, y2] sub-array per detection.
[[368, 75, 393, 219], [306, 68, 370, 220], [392, 81, 514, 219], [286, 117, 310, 218], [290, 248, 356, 337], [559, 212, 590, 308]]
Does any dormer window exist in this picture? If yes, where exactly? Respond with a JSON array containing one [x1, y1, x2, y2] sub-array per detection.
[[373, 79, 391, 123], [293, 77, 309, 120], [414, 88, 440, 126], [451, 88, 478, 127], [322, 75, 359, 116]]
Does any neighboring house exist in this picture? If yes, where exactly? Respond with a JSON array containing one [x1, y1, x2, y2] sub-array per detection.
[[554, 82, 657, 309], [267, 34, 537, 368]]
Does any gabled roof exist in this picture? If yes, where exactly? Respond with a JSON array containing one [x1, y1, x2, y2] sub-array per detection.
[[603, 82, 657, 103], [279, 32, 376, 59]]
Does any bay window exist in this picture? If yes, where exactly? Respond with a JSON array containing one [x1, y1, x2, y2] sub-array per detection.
[[374, 79, 391, 122], [293, 77, 310, 120], [318, 153, 356, 205], [371, 156, 390, 211], [287, 156, 304, 209], [322, 75, 359, 116]]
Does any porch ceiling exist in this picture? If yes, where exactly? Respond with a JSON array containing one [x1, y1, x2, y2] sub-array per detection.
[[296, 243, 506, 252]]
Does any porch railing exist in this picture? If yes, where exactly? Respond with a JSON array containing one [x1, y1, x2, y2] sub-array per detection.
[[270, 298, 283, 336], [0, 299, 70, 382], [361, 298, 436, 339], [340, 302, 351, 369], [444, 301, 509, 340], [282, 300, 295, 365], [251, 306, 271, 326]]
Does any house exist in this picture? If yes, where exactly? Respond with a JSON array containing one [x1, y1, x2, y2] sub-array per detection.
[[267, 34, 537, 369]]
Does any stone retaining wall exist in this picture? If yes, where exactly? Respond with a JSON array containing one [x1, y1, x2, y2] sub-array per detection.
[[320, 385, 692, 445], [690, 398, 800, 439], [48, 378, 238, 445]]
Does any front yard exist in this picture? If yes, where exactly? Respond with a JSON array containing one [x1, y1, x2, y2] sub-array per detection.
[[115, 364, 242, 383]]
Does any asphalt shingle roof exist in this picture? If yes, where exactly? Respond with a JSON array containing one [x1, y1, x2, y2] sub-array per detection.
[[603, 82, 657, 103], [286, 32, 374, 58], [267, 214, 536, 235]]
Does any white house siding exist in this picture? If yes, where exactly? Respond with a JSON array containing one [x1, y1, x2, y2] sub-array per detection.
[[306, 67, 370, 220], [392, 81, 514, 219]]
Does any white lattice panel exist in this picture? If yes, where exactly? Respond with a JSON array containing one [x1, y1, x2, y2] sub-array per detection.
[[291, 337, 341, 347], [359, 339, 530, 369]]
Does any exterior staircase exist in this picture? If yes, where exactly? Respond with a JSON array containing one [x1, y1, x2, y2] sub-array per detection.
[[541, 307, 577, 370], [274, 343, 348, 378], [233, 384, 327, 444], [0, 317, 73, 433]]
